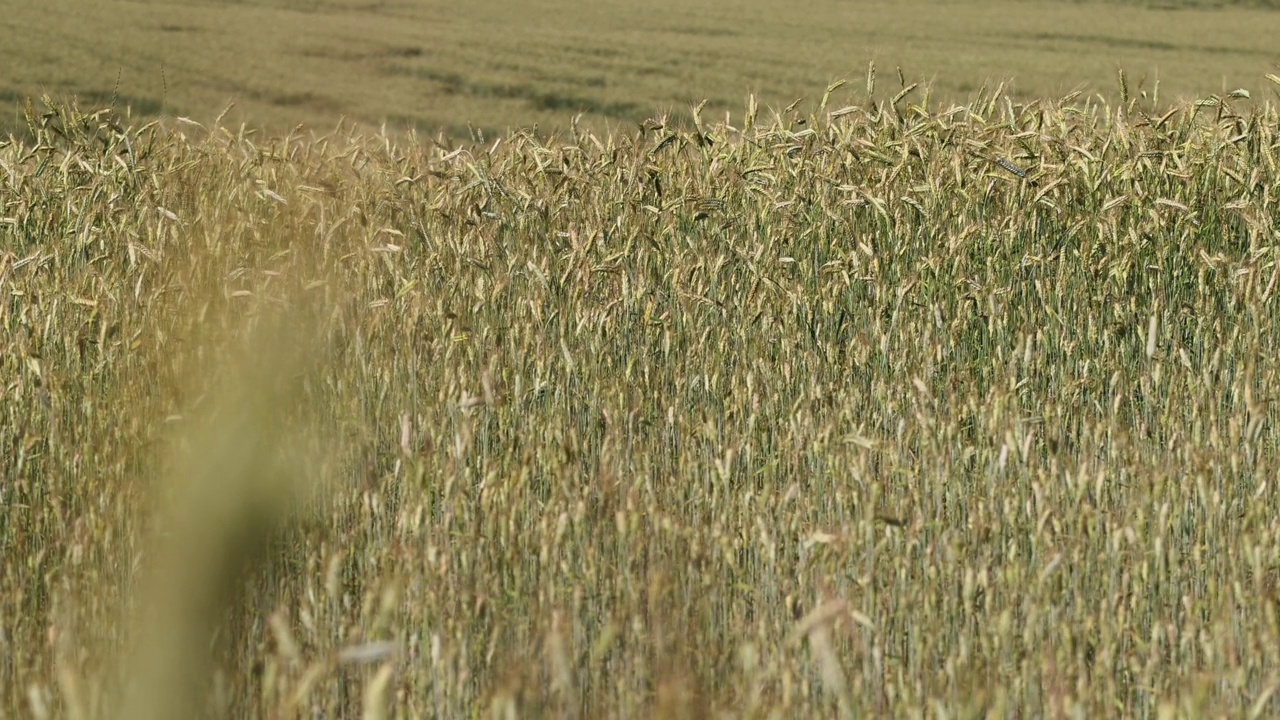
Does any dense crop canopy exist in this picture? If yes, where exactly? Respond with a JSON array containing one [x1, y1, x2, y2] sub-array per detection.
[[3, 87, 1280, 717]]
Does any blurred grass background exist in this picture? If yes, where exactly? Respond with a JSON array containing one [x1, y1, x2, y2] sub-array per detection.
[[2, 0, 1279, 139]]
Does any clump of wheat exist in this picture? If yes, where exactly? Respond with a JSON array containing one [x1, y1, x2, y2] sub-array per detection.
[[3, 81, 1280, 718]]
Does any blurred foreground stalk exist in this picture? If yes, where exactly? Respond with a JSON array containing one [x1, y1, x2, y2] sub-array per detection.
[[115, 315, 318, 720]]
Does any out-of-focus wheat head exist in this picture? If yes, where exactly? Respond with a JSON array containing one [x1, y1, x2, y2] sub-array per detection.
[[115, 308, 322, 720]]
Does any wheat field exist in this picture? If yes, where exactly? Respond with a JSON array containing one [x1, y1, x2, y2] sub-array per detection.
[[4, 0, 1280, 140], [3, 72, 1280, 718]]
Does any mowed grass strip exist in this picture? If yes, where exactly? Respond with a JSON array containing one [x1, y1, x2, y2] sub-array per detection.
[[3, 0, 1280, 138], [3, 85, 1280, 717]]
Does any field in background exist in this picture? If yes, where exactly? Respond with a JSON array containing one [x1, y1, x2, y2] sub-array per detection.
[[2, 0, 1280, 139], [4, 79, 1280, 716]]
